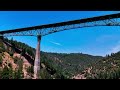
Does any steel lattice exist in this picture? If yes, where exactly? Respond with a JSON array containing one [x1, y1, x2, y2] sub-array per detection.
[[0, 13, 120, 37]]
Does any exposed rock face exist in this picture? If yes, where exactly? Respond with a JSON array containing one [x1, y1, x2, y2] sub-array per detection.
[[2, 52, 18, 70], [0, 40, 34, 79], [72, 74, 86, 79], [13, 53, 31, 78], [72, 67, 93, 79], [1, 52, 32, 78]]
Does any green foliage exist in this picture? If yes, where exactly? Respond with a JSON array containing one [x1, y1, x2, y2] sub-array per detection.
[[13, 68, 24, 79], [13, 57, 19, 64], [0, 66, 14, 79], [85, 51, 120, 79], [39, 68, 52, 79], [40, 52, 103, 79], [9, 51, 13, 57], [17, 59, 23, 70], [0, 65, 23, 79], [0, 56, 3, 66], [4, 37, 35, 59], [27, 66, 34, 74], [0, 41, 5, 53]]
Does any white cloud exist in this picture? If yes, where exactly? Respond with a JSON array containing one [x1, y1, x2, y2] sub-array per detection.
[[49, 41, 62, 46]]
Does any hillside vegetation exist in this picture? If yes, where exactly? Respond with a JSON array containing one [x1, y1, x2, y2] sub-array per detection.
[[81, 52, 120, 79], [40, 52, 103, 79], [2, 37, 120, 79]]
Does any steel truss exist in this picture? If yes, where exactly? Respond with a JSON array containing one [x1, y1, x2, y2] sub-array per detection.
[[1, 15, 120, 37]]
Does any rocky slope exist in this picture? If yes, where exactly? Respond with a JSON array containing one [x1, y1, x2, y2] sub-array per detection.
[[0, 37, 104, 79]]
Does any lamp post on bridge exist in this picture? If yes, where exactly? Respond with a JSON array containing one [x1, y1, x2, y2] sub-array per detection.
[[34, 35, 41, 79]]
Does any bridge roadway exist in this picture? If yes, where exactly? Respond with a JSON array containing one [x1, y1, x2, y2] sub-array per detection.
[[0, 13, 120, 36]]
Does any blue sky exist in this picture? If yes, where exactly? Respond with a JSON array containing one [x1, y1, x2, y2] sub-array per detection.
[[0, 11, 120, 56]]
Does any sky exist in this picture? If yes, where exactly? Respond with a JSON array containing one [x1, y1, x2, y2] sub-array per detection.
[[0, 11, 120, 56]]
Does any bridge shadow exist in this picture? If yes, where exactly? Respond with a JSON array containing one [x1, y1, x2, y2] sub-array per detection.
[[2, 40, 34, 66]]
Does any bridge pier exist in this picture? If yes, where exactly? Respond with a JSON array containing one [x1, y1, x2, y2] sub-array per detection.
[[34, 35, 41, 79]]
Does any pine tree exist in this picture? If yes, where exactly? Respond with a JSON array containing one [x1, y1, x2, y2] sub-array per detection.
[[0, 66, 14, 79]]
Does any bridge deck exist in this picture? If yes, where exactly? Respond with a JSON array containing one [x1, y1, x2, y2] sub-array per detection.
[[0, 13, 120, 34]]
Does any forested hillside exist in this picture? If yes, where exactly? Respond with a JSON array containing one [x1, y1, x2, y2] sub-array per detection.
[[41, 52, 103, 78], [0, 37, 103, 79], [78, 52, 120, 79], [2, 36, 120, 79]]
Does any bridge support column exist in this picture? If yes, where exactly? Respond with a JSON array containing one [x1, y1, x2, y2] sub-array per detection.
[[34, 35, 41, 79]]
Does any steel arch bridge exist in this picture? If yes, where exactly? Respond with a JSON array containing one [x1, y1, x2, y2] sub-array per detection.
[[1, 13, 120, 79]]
